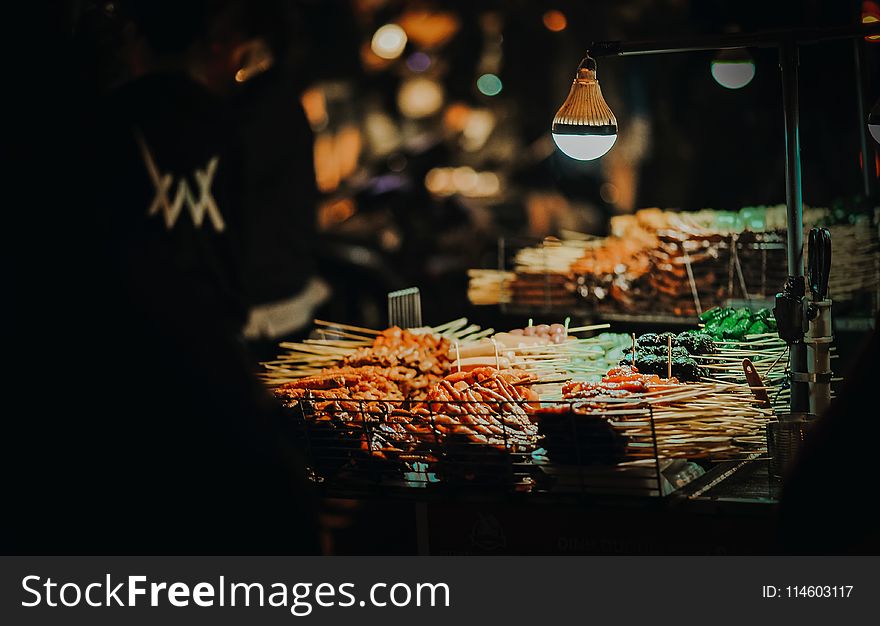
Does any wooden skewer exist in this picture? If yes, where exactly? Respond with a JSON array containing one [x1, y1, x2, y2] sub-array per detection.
[[452, 324, 481, 339], [433, 317, 468, 334], [303, 330, 374, 348], [763, 346, 788, 378], [278, 342, 352, 355], [459, 328, 495, 342], [566, 323, 612, 333], [313, 319, 381, 335]]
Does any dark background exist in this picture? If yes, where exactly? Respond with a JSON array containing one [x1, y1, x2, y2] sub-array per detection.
[[12, 0, 879, 327]]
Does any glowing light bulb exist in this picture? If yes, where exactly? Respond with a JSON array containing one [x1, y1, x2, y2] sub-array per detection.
[[551, 56, 618, 161], [551, 134, 617, 161], [869, 100, 880, 145], [711, 61, 755, 89], [371, 24, 407, 60], [710, 48, 755, 89]]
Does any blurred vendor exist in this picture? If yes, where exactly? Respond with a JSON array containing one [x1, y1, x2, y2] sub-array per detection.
[[200, 1, 330, 359], [9, 0, 319, 553]]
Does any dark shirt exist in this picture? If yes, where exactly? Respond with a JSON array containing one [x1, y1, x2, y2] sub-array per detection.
[[233, 68, 318, 306], [8, 72, 318, 553], [779, 317, 880, 554]]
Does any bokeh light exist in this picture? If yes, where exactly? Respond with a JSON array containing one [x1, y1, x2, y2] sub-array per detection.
[[542, 10, 567, 32], [451, 166, 479, 193], [398, 9, 460, 48], [406, 52, 432, 72], [425, 167, 501, 197], [371, 24, 407, 59], [864, 2, 880, 41], [476, 73, 503, 96], [425, 168, 453, 195], [397, 78, 444, 118], [600, 182, 620, 204]]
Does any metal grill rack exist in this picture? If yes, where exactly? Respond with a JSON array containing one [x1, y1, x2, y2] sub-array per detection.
[[483, 219, 879, 318], [495, 234, 789, 317], [287, 397, 727, 499]]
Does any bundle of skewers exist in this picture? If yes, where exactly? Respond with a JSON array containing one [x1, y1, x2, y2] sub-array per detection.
[[261, 318, 779, 483], [696, 334, 790, 411], [260, 318, 495, 385], [467, 269, 514, 306], [468, 206, 880, 318], [559, 366, 773, 460]]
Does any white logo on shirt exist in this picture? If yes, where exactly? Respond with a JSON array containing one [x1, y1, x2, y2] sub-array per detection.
[[136, 132, 226, 232]]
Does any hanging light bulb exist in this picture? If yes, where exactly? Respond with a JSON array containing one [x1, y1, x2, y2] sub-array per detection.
[[551, 56, 617, 161], [869, 99, 880, 145], [710, 48, 756, 89]]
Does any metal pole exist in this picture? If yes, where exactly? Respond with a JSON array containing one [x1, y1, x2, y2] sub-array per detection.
[[588, 22, 880, 58], [854, 38, 876, 200], [779, 39, 810, 413], [578, 21, 880, 415]]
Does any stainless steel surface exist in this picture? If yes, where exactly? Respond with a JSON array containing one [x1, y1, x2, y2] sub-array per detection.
[[767, 412, 816, 478]]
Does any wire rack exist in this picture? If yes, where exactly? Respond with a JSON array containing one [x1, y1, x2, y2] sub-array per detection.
[[286, 396, 728, 498], [492, 234, 789, 317], [483, 219, 880, 317]]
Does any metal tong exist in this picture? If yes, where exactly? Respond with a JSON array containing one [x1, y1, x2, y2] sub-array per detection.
[[807, 227, 831, 301], [388, 287, 423, 329]]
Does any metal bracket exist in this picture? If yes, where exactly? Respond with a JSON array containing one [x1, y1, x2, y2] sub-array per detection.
[[790, 371, 833, 384], [803, 336, 834, 345]]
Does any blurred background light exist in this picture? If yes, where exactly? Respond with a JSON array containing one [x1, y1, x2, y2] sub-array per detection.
[[397, 77, 444, 118], [452, 166, 479, 193], [399, 9, 460, 48], [476, 73, 503, 96], [600, 182, 620, 204], [425, 167, 453, 195], [425, 167, 501, 197], [864, 1, 880, 41], [406, 51, 432, 72], [542, 10, 567, 32], [371, 24, 407, 59]]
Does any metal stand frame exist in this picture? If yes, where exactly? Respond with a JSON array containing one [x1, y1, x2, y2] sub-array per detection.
[[585, 21, 880, 414]]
